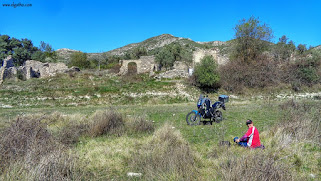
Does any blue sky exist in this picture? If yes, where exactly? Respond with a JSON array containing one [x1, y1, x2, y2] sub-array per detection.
[[0, 0, 320, 53]]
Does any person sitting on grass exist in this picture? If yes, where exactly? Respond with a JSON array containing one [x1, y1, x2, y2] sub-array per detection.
[[234, 120, 263, 148]]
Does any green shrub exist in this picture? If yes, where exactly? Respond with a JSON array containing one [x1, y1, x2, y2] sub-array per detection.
[[69, 52, 89, 69], [193, 55, 220, 90]]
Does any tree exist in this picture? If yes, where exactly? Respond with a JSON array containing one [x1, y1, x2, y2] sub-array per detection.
[[233, 16, 273, 63], [131, 46, 147, 59], [0, 35, 39, 66], [155, 43, 193, 69], [193, 55, 220, 89], [297, 44, 307, 54], [278, 35, 288, 44], [70, 52, 89, 69], [295, 50, 321, 85], [155, 46, 175, 69], [274, 35, 295, 61], [32, 41, 57, 62], [288, 40, 296, 52]]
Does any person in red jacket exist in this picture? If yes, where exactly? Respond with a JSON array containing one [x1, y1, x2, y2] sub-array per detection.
[[234, 120, 262, 148]]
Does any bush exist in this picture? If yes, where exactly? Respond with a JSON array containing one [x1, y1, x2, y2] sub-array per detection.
[[127, 116, 155, 134], [106, 62, 121, 74], [193, 55, 220, 90], [293, 50, 321, 86], [69, 52, 89, 69], [0, 117, 55, 172], [88, 108, 124, 137], [0, 116, 82, 180], [56, 121, 88, 145], [219, 55, 280, 92], [129, 123, 198, 180]]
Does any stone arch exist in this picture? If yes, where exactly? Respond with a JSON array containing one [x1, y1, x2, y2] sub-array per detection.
[[127, 62, 138, 75], [119, 60, 142, 75], [118, 56, 157, 75]]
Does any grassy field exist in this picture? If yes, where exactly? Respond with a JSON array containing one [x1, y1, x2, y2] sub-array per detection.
[[0, 72, 320, 180]]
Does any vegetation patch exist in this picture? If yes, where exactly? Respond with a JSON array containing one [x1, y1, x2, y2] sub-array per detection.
[[129, 123, 198, 180]]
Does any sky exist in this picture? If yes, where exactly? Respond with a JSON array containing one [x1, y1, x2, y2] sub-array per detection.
[[0, 0, 320, 53]]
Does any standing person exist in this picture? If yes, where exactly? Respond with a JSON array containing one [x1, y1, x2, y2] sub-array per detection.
[[234, 120, 262, 148]]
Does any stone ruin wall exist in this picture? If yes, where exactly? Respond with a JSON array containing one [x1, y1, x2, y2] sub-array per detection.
[[0, 56, 15, 84], [0, 56, 75, 85], [119, 56, 158, 75]]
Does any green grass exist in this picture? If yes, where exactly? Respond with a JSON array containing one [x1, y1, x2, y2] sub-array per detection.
[[1, 98, 320, 180], [0, 72, 191, 109], [0, 72, 320, 180]]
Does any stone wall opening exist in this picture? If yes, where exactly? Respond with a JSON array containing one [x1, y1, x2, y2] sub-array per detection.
[[127, 62, 137, 75]]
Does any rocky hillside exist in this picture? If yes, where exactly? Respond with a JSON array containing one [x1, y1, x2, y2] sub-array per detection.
[[56, 34, 320, 63], [56, 48, 80, 63], [56, 34, 231, 61]]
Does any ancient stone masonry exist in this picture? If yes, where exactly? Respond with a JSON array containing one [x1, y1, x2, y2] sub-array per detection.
[[21, 60, 69, 80], [119, 56, 159, 75], [0, 56, 15, 84], [0, 56, 78, 84]]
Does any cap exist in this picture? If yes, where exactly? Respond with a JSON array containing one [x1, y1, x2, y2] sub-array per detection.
[[246, 120, 253, 125]]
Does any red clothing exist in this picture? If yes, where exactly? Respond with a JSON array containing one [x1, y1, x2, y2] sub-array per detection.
[[244, 126, 261, 148]]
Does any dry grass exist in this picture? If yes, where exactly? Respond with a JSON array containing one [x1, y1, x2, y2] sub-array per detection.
[[279, 100, 321, 143], [0, 116, 82, 180], [0, 117, 55, 172], [129, 123, 198, 180], [88, 108, 125, 137], [126, 116, 155, 134], [217, 150, 293, 181], [56, 121, 88, 145]]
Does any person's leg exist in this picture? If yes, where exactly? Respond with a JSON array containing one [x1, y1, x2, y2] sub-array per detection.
[[238, 141, 248, 147], [234, 137, 248, 147]]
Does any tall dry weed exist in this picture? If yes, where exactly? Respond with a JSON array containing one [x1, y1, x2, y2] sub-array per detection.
[[126, 116, 155, 134], [279, 100, 321, 143], [88, 108, 124, 137], [218, 151, 293, 181], [130, 123, 198, 180], [0, 116, 83, 180]]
